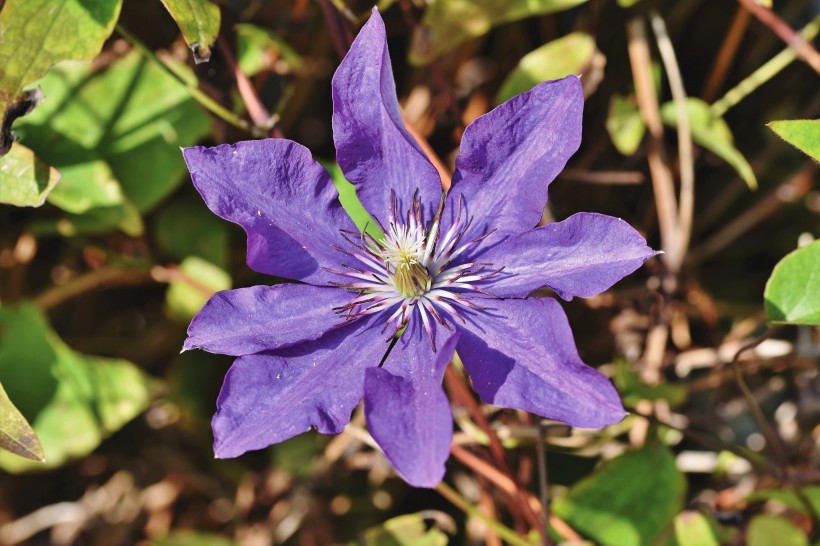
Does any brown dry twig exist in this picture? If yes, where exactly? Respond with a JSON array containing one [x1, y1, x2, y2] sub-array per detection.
[[737, 0, 820, 75]]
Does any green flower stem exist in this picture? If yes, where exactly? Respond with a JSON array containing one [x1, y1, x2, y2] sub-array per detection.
[[711, 13, 820, 118], [435, 482, 536, 546], [117, 25, 262, 136]]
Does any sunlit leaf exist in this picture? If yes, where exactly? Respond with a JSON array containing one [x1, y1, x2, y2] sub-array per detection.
[[321, 160, 383, 240], [30, 201, 145, 238], [0, 0, 123, 154], [613, 359, 687, 407], [553, 443, 685, 546], [764, 240, 820, 325], [496, 33, 597, 103], [160, 0, 221, 63], [607, 94, 646, 156], [660, 98, 757, 189], [767, 120, 820, 161], [363, 513, 451, 546], [15, 52, 211, 234], [0, 382, 44, 462], [0, 304, 152, 472], [672, 511, 725, 546], [165, 256, 231, 323], [0, 142, 60, 207], [235, 24, 304, 77], [409, 0, 589, 66], [747, 486, 820, 516], [747, 515, 808, 546], [44, 159, 124, 214]]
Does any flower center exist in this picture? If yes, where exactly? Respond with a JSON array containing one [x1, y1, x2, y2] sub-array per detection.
[[326, 190, 502, 347], [380, 223, 432, 297]]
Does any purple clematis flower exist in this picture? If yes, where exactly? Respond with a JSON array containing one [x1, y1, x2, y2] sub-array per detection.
[[181, 9, 657, 487]]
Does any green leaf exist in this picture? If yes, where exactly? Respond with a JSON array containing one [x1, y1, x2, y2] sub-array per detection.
[[748, 486, 820, 516], [0, 303, 152, 472], [553, 443, 686, 546], [165, 256, 231, 323], [409, 0, 589, 66], [747, 515, 808, 546], [661, 98, 757, 189], [617, 0, 643, 6], [0, 142, 60, 207], [764, 241, 820, 325], [767, 120, 820, 161], [672, 511, 721, 546], [321, 160, 384, 241], [160, 0, 221, 63], [235, 24, 304, 77], [607, 94, 646, 156], [15, 52, 211, 234], [0, 0, 123, 153], [0, 382, 44, 462], [496, 33, 596, 103], [613, 359, 687, 407], [44, 158, 125, 214], [154, 198, 229, 268], [363, 513, 451, 546]]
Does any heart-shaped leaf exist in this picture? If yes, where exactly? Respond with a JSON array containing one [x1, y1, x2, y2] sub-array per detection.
[[764, 241, 820, 325]]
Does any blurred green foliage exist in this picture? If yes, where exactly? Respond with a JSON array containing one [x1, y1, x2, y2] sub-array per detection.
[[0, 0, 817, 544], [0, 304, 152, 472], [553, 443, 686, 546]]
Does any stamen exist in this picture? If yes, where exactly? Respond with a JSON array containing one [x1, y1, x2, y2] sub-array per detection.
[[329, 189, 497, 336]]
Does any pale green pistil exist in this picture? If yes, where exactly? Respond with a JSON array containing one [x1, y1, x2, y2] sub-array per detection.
[[393, 259, 432, 298]]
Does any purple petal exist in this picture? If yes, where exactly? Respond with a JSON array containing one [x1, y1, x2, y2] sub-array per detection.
[[331, 9, 442, 225], [182, 139, 354, 285], [212, 314, 391, 458], [481, 213, 658, 300], [457, 298, 625, 428], [364, 317, 458, 487], [185, 284, 352, 355], [445, 76, 583, 254]]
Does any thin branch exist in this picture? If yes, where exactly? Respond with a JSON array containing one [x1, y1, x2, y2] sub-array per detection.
[[435, 483, 533, 546], [319, 0, 354, 61], [711, 14, 820, 117], [445, 369, 535, 533], [626, 17, 679, 272], [650, 11, 694, 273], [725, 328, 820, 537], [559, 168, 645, 185], [397, 0, 464, 123], [450, 445, 582, 543], [536, 421, 551, 546], [736, 0, 820, 75], [403, 114, 452, 190], [702, 7, 751, 102], [445, 368, 507, 470], [216, 35, 281, 136], [34, 267, 154, 311], [688, 165, 815, 264], [728, 328, 790, 472], [117, 25, 261, 136]]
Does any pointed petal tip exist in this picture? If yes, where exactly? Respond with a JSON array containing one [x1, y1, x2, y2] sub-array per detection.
[[212, 436, 240, 459], [180, 337, 197, 353], [571, 404, 628, 430]]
